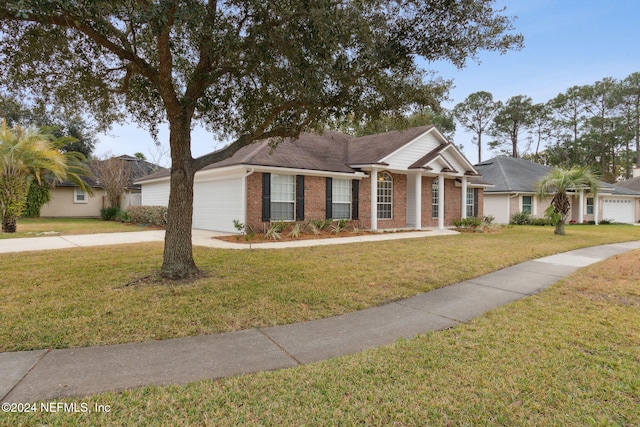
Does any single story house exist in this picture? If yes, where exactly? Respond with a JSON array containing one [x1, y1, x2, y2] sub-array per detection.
[[137, 126, 491, 233], [475, 157, 640, 224], [40, 155, 165, 217]]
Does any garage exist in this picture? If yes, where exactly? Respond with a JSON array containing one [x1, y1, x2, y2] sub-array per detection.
[[192, 176, 244, 233], [602, 198, 635, 223]]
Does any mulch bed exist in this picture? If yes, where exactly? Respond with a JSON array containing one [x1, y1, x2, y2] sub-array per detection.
[[215, 229, 378, 244]]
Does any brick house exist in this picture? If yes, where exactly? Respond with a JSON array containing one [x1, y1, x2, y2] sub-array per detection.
[[137, 126, 490, 233]]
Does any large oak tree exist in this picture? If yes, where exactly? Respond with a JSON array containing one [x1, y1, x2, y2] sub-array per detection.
[[0, 0, 522, 278]]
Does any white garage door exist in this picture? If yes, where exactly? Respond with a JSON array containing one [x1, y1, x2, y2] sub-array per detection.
[[193, 177, 244, 233], [602, 198, 634, 223]]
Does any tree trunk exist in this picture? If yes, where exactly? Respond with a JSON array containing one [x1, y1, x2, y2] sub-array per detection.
[[161, 118, 199, 279], [1, 215, 17, 233], [554, 219, 566, 236]]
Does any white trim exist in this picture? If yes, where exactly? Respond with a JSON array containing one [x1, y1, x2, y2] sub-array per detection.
[[270, 173, 296, 221], [377, 172, 393, 221], [414, 173, 422, 229], [137, 164, 366, 185], [438, 174, 445, 229], [440, 144, 479, 173], [521, 194, 534, 215], [370, 168, 378, 231], [73, 188, 88, 204], [252, 166, 366, 180], [331, 178, 352, 220], [379, 130, 435, 164], [461, 177, 468, 219], [578, 190, 584, 222], [378, 128, 479, 176]]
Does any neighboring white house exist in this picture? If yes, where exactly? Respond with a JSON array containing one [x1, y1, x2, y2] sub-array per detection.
[[475, 157, 640, 224]]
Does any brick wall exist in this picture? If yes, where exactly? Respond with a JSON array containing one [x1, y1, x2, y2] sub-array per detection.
[[246, 172, 263, 231], [246, 171, 483, 230]]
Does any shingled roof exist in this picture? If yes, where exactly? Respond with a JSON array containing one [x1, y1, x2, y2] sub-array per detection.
[[202, 130, 354, 173], [475, 157, 640, 196], [475, 157, 553, 193], [616, 175, 640, 192], [56, 155, 166, 188], [139, 126, 462, 183]]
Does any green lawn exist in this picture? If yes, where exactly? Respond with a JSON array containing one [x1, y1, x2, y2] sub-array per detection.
[[1, 224, 639, 352], [2, 232, 638, 426], [0, 218, 158, 239]]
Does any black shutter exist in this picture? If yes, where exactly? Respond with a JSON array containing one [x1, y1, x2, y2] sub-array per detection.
[[262, 173, 271, 222], [325, 177, 333, 219], [352, 179, 359, 220], [473, 188, 479, 217], [296, 175, 305, 221]]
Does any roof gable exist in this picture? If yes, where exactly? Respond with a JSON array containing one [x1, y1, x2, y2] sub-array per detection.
[[347, 126, 434, 165]]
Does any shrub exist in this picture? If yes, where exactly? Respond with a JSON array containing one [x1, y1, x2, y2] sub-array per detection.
[[599, 218, 614, 225], [307, 218, 333, 235], [232, 219, 255, 241], [23, 181, 51, 218], [454, 217, 482, 228], [100, 206, 120, 221], [482, 215, 495, 225], [331, 219, 349, 234], [265, 220, 287, 240], [115, 210, 130, 222], [288, 222, 305, 239], [529, 217, 552, 226], [126, 205, 168, 227], [510, 211, 531, 225]]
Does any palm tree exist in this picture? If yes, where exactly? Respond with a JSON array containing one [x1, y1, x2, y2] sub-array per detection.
[[536, 166, 601, 236], [0, 121, 90, 232]]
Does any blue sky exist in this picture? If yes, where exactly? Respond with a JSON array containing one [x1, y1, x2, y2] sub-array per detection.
[[95, 0, 640, 166]]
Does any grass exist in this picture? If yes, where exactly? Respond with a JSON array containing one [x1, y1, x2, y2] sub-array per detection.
[[3, 235, 639, 426], [1, 224, 640, 352], [0, 218, 158, 239]]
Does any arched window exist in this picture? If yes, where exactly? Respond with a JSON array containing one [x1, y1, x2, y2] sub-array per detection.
[[377, 172, 393, 219], [432, 178, 439, 218]]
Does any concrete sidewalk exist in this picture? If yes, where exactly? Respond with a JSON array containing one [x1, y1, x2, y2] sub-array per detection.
[[0, 228, 459, 253], [2, 239, 639, 402]]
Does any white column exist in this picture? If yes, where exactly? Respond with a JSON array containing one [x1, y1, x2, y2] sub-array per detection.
[[578, 189, 584, 223], [594, 193, 599, 224], [461, 177, 468, 219], [438, 174, 445, 229], [370, 168, 378, 231], [414, 173, 422, 229]]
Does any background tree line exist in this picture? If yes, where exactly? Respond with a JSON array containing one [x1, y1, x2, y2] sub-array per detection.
[[453, 72, 640, 183]]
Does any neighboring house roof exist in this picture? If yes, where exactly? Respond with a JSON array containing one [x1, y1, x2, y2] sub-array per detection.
[[475, 157, 640, 196], [138, 126, 487, 184], [56, 155, 166, 189], [475, 157, 554, 193], [616, 175, 640, 192]]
